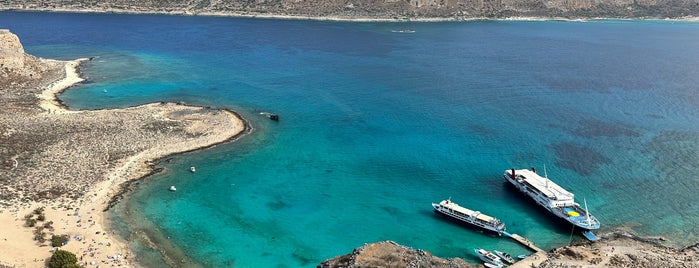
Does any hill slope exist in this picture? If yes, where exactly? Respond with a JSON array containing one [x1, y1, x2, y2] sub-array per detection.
[[2, 0, 699, 19]]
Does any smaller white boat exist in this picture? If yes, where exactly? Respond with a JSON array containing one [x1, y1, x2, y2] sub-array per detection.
[[517, 254, 529, 260], [475, 249, 503, 267], [169, 186, 177, 191], [190, 166, 196, 172], [483, 263, 502, 268], [494, 250, 515, 264]]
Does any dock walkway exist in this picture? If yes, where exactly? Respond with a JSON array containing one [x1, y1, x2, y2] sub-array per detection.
[[501, 232, 548, 267], [504, 232, 545, 253]]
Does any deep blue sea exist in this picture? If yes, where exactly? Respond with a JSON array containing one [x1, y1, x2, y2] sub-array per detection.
[[4, 11, 699, 267]]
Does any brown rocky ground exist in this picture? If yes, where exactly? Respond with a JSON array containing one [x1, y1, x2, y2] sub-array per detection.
[[320, 230, 699, 268], [318, 240, 478, 268], [537, 231, 699, 268]]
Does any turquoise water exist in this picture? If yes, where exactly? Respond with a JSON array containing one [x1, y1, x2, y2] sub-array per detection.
[[4, 12, 699, 267]]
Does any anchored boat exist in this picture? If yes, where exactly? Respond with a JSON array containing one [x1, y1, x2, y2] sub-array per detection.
[[475, 249, 504, 267], [504, 168, 600, 230], [494, 250, 515, 264], [432, 199, 506, 234]]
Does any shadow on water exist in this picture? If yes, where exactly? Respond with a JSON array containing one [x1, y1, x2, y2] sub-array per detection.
[[502, 182, 587, 238]]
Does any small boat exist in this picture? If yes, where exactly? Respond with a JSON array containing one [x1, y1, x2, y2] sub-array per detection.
[[260, 112, 279, 121], [483, 263, 502, 268], [475, 249, 503, 267], [494, 250, 515, 264], [582, 230, 600, 241], [169, 186, 177, 191], [517, 254, 529, 260], [190, 166, 196, 172]]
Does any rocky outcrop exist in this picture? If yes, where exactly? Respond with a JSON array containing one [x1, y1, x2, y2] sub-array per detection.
[[0, 29, 24, 70], [320, 232, 699, 268], [1, 0, 698, 19], [318, 240, 477, 268], [538, 231, 699, 268], [0, 29, 64, 106], [0, 29, 39, 80]]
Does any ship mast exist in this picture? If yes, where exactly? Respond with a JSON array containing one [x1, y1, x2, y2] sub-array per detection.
[[544, 164, 549, 188], [584, 197, 591, 227]]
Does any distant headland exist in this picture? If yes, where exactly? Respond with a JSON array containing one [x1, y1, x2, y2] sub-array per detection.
[[1, 0, 699, 21]]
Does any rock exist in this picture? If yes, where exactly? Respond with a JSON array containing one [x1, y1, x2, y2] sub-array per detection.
[[318, 240, 477, 268], [0, 29, 26, 73]]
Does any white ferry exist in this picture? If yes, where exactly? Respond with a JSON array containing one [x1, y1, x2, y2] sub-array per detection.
[[432, 199, 506, 234], [504, 168, 600, 230]]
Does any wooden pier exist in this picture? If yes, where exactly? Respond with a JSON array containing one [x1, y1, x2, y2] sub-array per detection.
[[507, 233, 545, 253], [501, 232, 548, 268]]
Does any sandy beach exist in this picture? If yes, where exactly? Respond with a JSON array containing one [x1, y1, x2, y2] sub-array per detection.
[[0, 30, 248, 267]]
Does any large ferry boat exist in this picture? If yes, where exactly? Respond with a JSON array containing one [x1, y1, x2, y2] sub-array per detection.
[[432, 199, 506, 234], [504, 168, 600, 230]]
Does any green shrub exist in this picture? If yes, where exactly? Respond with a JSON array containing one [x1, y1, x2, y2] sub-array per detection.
[[25, 218, 37, 227], [51, 234, 69, 247], [33, 227, 46, 243], [49, 249, 78, 268]]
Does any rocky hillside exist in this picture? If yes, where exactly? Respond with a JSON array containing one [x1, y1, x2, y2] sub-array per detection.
[[0, 29, 59, 87], [1, 0, 698, 19], [320, 231, 699, 268], [318, 241, 477, 268]]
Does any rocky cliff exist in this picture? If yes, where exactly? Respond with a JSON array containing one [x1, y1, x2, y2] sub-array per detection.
[[0, 29, 62, 94], [1, 0, 698, 19]]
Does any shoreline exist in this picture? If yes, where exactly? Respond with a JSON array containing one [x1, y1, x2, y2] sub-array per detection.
[[0, 54, 250, 267], [37, 58, 89, 113], [2, 7, 699, 23]]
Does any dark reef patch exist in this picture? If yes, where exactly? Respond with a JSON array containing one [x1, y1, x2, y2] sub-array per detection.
[[381, 205, 402, 215], [266, 199, 289, 211], [465, 124, 496, 137], [552, 142, 611, 176], [571, 119, 640, 138], [645, 131, 699, 181]]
